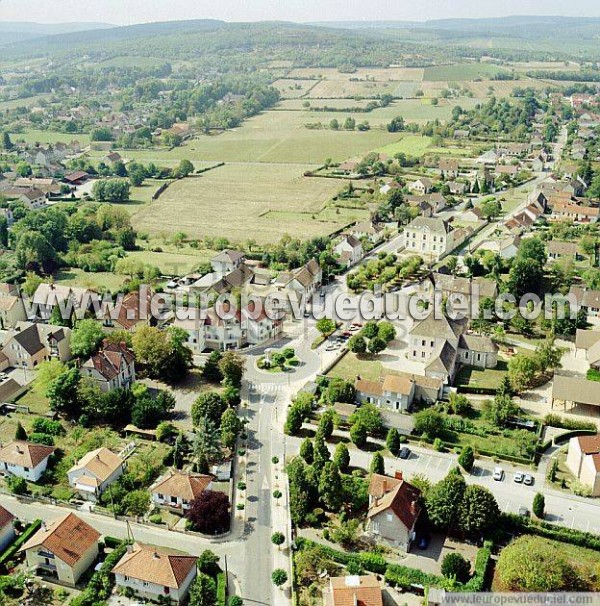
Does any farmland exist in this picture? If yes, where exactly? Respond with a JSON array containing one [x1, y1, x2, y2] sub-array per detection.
[[130, 163, 365, 244]]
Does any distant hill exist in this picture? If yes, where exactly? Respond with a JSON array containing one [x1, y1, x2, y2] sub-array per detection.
[[309, 15, 600, 40], [0, 21, 115, 45]]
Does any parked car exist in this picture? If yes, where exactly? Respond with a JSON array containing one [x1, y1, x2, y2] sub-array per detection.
[[524, 474, 534, 486], [398, 447, 411, 460], [518, 506, 530, 518], [493, 467, 504, 481], [514, 471, 524, 483], [325, 343, 337, 351]]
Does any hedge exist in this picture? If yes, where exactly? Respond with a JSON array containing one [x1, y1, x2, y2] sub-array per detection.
[[69, 542, 128, 606], [104, 535, 123, 548], [0, 519, 42, 569], [462, 541, 493, 591], [216, 571, 227, 606], [456, 386, 498, 396], [501, 513, 600, 551], [384, 564, 443, 590], [544, 414, 597, 432]]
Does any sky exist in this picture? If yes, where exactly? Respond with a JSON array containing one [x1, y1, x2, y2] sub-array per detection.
[[0, 0, 598, 25]]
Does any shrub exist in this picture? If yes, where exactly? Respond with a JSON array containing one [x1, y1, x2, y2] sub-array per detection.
[[441, 552, 471, 583], [31, 417, 65, 436], [532, 493, 545, 519], [0, 519, 42, 569], [458, 446, 475, 472], [544, 414, 596, 431]]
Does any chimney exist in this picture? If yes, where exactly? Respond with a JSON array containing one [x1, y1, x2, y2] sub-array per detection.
[[153, 551, 160, 560], [395, 471, 403, 481], [102, 338, 109, 348], [381, 479, 387, 493], [126, 544, 133, 554]]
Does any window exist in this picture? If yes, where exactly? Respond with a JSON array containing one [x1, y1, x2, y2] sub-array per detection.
[[372, 521, 380, 534], [421, 352, 426, 358], [386, 513, 393, 522]]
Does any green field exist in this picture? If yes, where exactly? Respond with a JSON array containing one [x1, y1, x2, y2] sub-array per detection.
[[55, 268, 127, 292], [423, 62, 510, 81], [10, 128, 91, 146], [127, 248, 215, 274], [130, 165, 352, 244], [376, 135, 433, 157]]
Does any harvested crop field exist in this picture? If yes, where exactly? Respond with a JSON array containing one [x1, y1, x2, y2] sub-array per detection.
[[130, 164, 357, 244]]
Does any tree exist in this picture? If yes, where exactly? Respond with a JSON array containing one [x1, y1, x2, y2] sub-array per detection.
[[219, 351, 245, 388], [316, 318, 336, 337], [36, 358, 67, 391], [300, 438, 314, 464], [0, 216, 8, 248], [535, 339, 564, 374], [481, 199, 502, 220], [123, 490, 150, 517], [496, 535, 583, 591], [193, 418, 222, 464], [318, 408, 335, 439], [325, 378, 355, 404], [70, 319, 105, 358], [387, 115, 405, 132], [131, 395, 169, 430], [6, 475, 27, 495], [448, 393, 471, 416], [368, 336, 386, 355], [1, 132, 13, 151], [220, 408, 242, 450], [313, 432, 331, 471], [15, 421, 27, 441], [187, 490, 231, 534], [319, 461, 344, 510], [458, 446, 475, 472], [333, 442, 350, 473], [92, 178, 130, 203], [426, 471, 467, 530], [386, 428, 400, 456], [349, 403, 382, 434], [459, 485, 500, 537], [508, 258, 544, 298], [15, 230, 56, 273], [441, 553, 471, 583], [203, 351, 223, 383], [192, 392, 227, 426], [508, 354, 540, 392], [350, 421, 367, 448], [348, 334, 367, 354], [179, 159, 195, 177], [414, 409, 446, 439], [329, 119, 339, 131], [370, 452, 385, 475], [361, 321, 379, 339], [532, 492, 545, 519], [271, 569, 288, 587], [47, 367, 81, 418], [271, 532, 285, 549], [377, 321, 396, 343], [189, 573, 217, 606]]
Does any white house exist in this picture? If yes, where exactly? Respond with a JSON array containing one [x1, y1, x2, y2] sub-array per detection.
[[350, 221, 384, 245], [67, 447, 126, 501], [210, 250, 246, 277], [80, 341, 136, 392], [151, 470, 213, 511], [112, 543, 198, 604], [0, 441, 55, 482], [403, 217, 455, 260], [409, 177, 433, 195], [355, 375, 415, 413], [334, 235, 363, 268], [20, 513, 100, 587]]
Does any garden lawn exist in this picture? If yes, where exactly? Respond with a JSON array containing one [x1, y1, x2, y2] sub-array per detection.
[[327, 351, 387, 382], [455, 359, 509, 391]]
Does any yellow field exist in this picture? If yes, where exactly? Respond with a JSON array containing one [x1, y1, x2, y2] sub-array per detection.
[[130, 164, 363, 244]]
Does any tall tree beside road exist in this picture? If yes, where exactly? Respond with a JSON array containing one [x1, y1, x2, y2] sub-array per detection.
[[426, 470, 467, 530], [187, 490, 231, 534]]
